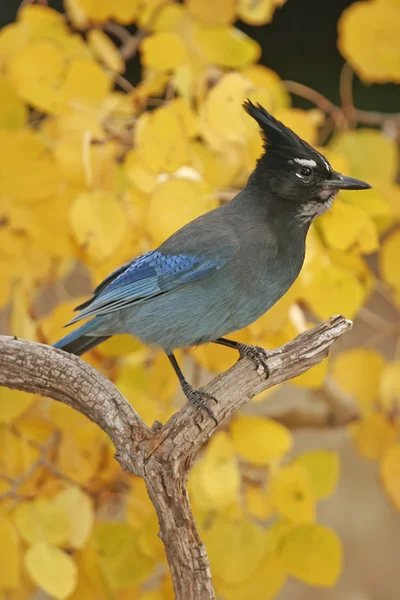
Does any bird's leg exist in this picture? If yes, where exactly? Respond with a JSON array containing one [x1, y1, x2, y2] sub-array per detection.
[[214, 338, 272, 377], [167, 353, 218, 424]]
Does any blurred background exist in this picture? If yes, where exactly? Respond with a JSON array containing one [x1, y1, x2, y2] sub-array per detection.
[[0, 0, 399, 598]]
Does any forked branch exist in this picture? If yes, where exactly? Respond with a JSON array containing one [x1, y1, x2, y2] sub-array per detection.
[[0, 315, 351, 600]]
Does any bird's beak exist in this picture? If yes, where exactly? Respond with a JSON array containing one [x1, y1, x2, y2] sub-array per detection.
[[324, 172, 372, 191]]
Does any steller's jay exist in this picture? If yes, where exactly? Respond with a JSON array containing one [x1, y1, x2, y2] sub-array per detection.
[[54, 101, 371, 420]]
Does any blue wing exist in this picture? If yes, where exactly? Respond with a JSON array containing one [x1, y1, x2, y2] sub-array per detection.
[[68, 250, 227, 325]]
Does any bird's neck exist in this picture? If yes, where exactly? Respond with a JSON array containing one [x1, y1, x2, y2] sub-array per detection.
[[236, 179, 311, 236]]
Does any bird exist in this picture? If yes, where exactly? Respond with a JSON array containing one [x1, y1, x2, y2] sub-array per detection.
[[53, 100, 371, 421]]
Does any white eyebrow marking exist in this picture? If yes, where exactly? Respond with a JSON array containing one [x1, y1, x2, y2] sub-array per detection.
[[294, 158, 317, 168], [320, 155, 331, 172]]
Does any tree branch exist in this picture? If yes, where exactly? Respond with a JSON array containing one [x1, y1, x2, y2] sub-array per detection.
[[0, 315, 351, 599]]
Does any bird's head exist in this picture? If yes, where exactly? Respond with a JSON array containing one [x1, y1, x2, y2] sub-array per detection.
[[244, 100, 371, 223]]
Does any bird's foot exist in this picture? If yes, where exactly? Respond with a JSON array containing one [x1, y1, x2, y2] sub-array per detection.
[[181, 380, 218, 425], [237, 343, 272, 378]]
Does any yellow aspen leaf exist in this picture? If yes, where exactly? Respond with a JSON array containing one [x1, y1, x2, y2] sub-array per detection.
[[60, 59, 112, 110], [217, 553, 286, 600], [126, 478, 154, 529], [201, 72, 253, 144], [146, 179, 218, 246], [0, 427, 40, 485], [380, 361, 400, 412], [54, 138, 118, 188], [95, 522, 153, 588], [332, 348, 386, 412], [67, 0, 139, 24], [57, 433, 100, 483], [39, 298, 88, 345], [353, 413, 397, 460], [381, 444, 400, 510], [338, 0, 400, 83], [302, 264, 365, 320], [274, 108, 319, 145], [152, 3, 185, 31], [190, 141, 241, 188], [330, 129, 399, 182], [186, 0, 236, 25], [0, 388, 33, 424], [380, 229, 400, 294], [25, 543, 77, 600], [189, 432, 240, 509], [0, 517, 20, 589], [238, 0, 286, 24], [169, 98, 199, 138], [269, 464, 315, 523], [18, 4, 65, 26], [328, 248, 374, 297], [14, 498, 71, 547], [6, 39, 66, 114], [69, 190, 128, 263], [191, 327, 250, 373], [97, 334, 144, 358], [245, 485, 273, 520], [9, 282, 36, 341], [319, 200, 379, 254], [340, 187, 391, 219], [136, 514, 165, 561], [136, 105, 189, 173], [0, 77, 27, 129], [204, 517, 267, 584], [241, 64, 290, 110], [230, 415, 292, 465], [87, 30, 124, 73], [52, 487, 94, 550], [0, 130, 61, 203], [291, 358, 328, 390], [295, 451, 339, 499], [141, 32, 187, 71], [195, 24, 261, 69], [280, 524, 342, 586]]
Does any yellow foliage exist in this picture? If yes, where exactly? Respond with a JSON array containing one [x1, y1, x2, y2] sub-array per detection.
[[301, 264, 365, 320], [330, 129, 399, 183], [269, 464, 315, 523], [186, 0, 236, 25], [69, 191, 128, 263], [238, 0, 287, 25], [25, 543, 77, 600], [280, 524, 342, 586], [0, 389, 33, 424], [141, 32, 187, 71], [230, 415, 292, 465], [146, 178, 218, 246], [332, 348, 386, 413], [204, 516, 267, 585], [352, 413, 397, 460], [295, 451, 339, 499], [52, 487, 94, 549], [189, 432, 241, 509], [0, 517, 20, 589], [338, 0, 400, 83], [381, 444, 400, 510], [380, 229, 400, 297], [87, 30, 125, 73], [194, 24, 261, 69]]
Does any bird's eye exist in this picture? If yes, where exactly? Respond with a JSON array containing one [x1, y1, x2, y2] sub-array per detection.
[[299, 166, 313, 177]]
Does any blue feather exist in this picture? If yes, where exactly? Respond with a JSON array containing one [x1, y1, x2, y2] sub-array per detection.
[[67, 250, 225, 325]]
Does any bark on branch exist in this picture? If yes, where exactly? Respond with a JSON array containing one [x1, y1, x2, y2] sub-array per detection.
[[0, 315, 352, 599]]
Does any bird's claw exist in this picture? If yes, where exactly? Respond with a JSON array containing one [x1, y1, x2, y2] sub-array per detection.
[[181, 381, 218, 425], [237, 343, 271, 378]]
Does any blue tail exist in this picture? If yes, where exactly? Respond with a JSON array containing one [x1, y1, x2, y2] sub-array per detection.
[[53, 320, 110, 356]]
